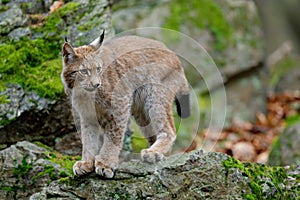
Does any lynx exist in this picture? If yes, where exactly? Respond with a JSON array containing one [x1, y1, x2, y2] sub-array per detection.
[[61, 31, 190, 178]]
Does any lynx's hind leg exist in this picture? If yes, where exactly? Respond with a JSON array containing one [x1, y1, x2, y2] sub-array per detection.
[[141, 104, 176, 163], [134, 86, 176, 163]]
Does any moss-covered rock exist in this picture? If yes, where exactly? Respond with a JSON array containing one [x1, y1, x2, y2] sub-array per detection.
[[27, 145, 298, 199], [0, 0, 114, 145], [224, 156, 299, 199], [1, 141, 297, 199], [0, 141, 76, 199]]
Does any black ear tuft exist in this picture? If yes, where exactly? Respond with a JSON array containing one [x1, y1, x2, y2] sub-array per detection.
[[89, 30, 105, 50], [64, 36, 68, 43], [99, 30, 105, 46]]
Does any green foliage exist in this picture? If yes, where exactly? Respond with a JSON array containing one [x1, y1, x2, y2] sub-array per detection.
[[223, 156, 297, 199], [58, 177, 70, 184], [164, 0, 232, 50], [0, 94, 9, 104], [34, 142, 79, 176], [11, 156, 33, 191], [131, 121, 148, 153], [285, 114, 300, 127], [13, 156, 33, 178]]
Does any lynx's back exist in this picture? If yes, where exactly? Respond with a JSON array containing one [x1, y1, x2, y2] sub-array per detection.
[[99, 36, 189, 100]]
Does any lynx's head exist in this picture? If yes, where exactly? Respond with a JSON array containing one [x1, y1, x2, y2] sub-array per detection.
[[61, 31, 105, 94]]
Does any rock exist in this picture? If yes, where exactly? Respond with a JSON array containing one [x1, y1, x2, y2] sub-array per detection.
[[0, 141, 70, 199], [0, 4, 28, 35], [268, 123, 300, 166], [8, 27, 31, 41], [30, 148, 299, 200], [0, 141, 297, 199], [64, 0, 115, 46], [0, 84, 75, 147]]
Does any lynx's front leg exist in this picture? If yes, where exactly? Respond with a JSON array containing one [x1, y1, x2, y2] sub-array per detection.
[[73, 120, 102, 176], [95, 112, 129, 178]]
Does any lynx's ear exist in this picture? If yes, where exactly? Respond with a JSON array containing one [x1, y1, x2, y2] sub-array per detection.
[[62, 42, 77, 63], [90, 30, 105, 50]]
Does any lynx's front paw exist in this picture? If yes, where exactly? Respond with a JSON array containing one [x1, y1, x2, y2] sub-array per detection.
[[95, 159, 117, 178], [73, 161, 94, 176], [141, 149, 164, 163]]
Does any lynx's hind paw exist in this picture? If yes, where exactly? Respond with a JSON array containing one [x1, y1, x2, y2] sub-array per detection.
[[95, 160, 116, 178], [73, 161, 94, 176], [141, 149, 164, 164]]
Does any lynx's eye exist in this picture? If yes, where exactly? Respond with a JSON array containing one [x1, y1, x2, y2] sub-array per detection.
[[96, 67, 102, 73], [80, 69, 89, 75]]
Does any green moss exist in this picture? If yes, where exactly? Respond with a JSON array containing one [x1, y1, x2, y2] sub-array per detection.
[[44, 150, 81, 175], [31, 165, 57, 184], [0, 38, 63, 98], [163, 0, 232, 50], [223, 156, 294, 199], [11, 156, 33, 191], [0, 5, 9, 12], [58, 177, 70, 184], [34, 141, 54, 151], [34, 142, 79, 176], [0, 2, 82, 99]]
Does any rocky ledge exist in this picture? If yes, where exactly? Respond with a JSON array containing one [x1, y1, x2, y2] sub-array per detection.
[[0, 141, 298, 199]]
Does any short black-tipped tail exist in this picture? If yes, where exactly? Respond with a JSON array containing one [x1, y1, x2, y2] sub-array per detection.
[[175, 94, 190, 118]]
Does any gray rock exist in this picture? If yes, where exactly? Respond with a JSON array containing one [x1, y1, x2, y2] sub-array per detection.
[[68, 0, 114, 46], [31, 150, 252, 199], [269, 122, 300, 166], [0, 4, 28, 35], [8, 26, 31, 41], [0, 84, 75, 147], [0, 84, 54, 124]]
